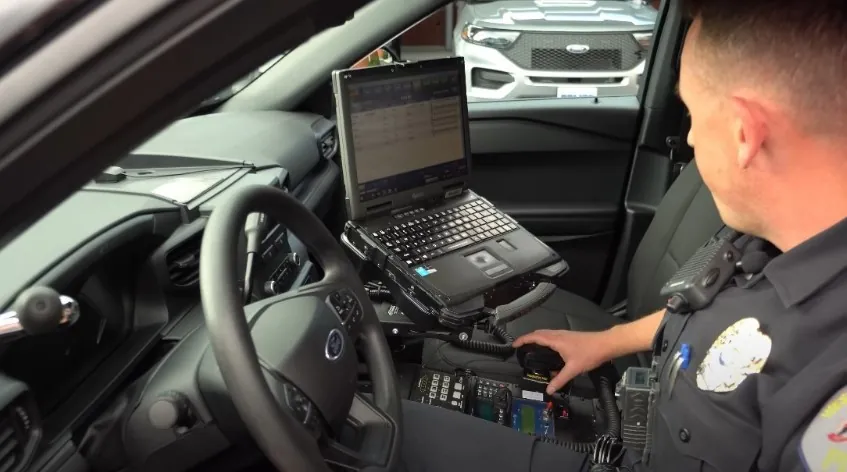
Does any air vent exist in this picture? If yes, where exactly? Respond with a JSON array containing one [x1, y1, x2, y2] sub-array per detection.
[[165, 235, 202, 288], [319, 130, 337, 159], [0, 404, 33, 472]]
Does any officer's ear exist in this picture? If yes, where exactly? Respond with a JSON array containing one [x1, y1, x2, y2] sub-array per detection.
[[729, 95, 768, 170]]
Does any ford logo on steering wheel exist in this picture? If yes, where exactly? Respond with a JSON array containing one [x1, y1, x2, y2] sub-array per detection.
[[325, 329, 344, 361]]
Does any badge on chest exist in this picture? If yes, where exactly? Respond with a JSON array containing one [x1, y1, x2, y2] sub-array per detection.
[[696, 317, 772, 392]]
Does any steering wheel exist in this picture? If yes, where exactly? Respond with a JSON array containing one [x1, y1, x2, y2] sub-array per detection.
[[199, 185, 402, 471]]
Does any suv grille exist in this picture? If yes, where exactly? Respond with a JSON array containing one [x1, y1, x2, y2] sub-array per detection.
[[501, 32, 643, 72]]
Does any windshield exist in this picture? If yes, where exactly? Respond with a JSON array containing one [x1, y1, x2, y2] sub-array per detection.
[[195, 53, 286, 110]]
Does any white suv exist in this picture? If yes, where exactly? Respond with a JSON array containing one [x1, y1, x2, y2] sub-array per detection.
[[454, 0, 658, 101]]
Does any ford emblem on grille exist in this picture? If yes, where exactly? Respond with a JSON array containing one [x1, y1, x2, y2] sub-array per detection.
[[566, 44, 590, 54], [325, 328, 344, 361]]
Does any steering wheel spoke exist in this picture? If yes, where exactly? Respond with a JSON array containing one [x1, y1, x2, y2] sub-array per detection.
[[296, 280, 367, 339], [323, 393, 397, 471]]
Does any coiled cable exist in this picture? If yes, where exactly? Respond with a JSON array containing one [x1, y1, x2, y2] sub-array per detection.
[[364, 281, 393, 302], [409, 332, 515, 356], [596, 375, 621, 439], [535, 436, 595, 453], [534, 372, 622, 460], [490, 324, 515, 344], [588, 464, 618, 472], [446, 322, 516, 356]]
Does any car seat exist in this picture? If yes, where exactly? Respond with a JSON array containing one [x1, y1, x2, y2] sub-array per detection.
[[422, 160, 723, 381]]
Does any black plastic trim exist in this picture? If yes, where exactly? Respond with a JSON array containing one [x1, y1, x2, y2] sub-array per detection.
[[468, 97, 640, 143], [600, 0, 687, 308], [0, 373, 42, 472], [149, 217, 208, 292]]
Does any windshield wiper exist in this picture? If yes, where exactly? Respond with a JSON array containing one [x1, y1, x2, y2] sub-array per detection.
[[94, 164, 254, 184]]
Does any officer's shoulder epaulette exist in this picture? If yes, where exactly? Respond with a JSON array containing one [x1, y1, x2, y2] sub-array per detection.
[[799, 386, 847, 470]]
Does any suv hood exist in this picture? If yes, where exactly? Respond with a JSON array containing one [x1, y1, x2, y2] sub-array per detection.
[[463, 0, 657, 32]]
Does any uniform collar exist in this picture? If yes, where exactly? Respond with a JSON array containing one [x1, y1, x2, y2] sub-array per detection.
[[764, 216, 847, 308]]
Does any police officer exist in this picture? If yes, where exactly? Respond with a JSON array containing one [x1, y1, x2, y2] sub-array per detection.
[[399, 0, 847, 470]]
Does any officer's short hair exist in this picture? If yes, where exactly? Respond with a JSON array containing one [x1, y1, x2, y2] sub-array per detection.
[[684, 0, 847, 133]]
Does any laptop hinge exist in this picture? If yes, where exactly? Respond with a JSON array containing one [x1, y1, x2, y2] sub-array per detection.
[[389, 204, 416, 217], [443, 182, 466, 200], [363, 200, 393, 218]]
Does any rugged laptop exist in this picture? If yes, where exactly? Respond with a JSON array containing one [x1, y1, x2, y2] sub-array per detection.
[[333, 57, 564, 328]]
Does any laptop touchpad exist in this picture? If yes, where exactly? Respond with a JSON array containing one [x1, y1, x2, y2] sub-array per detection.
[[466, 249, 512, 277]]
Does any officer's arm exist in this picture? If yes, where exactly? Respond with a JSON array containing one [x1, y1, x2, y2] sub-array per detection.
[[605, 309, 665, 358]]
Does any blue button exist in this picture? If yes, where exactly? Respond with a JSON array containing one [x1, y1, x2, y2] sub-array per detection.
[[415, 267, 429, 277]]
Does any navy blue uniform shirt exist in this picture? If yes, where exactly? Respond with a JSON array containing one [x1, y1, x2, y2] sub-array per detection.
[[646, 217, 847, 471]]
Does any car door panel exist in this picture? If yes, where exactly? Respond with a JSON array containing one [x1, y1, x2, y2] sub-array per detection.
[[467, 100, 639, 301]]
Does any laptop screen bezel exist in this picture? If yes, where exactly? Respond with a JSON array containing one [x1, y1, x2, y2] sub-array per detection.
[[333, 57, 472, 220]]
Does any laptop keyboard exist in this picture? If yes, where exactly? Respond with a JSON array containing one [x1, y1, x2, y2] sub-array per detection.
[[372, 199, 518, 266]]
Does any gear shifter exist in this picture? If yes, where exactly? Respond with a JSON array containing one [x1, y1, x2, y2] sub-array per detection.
[[516, 344, 565, 373]]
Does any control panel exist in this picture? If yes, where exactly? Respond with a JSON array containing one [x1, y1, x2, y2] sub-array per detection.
[[282, 382, 323, 438], [326, 289, 363, 329], [408, 369, 574, 441], [263, 253, 301, 296], [511, 398, 556, 438], [472, 378, 520, 425], [253, 224, 302, 298], [409, 369, 468, 412]]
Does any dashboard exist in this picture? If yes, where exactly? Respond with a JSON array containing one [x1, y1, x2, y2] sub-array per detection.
[[0, 110, 341, 472]]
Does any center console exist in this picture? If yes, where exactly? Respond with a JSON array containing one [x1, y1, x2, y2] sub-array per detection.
[[346, 241, 613, 447], [403, 366, 602, 446]]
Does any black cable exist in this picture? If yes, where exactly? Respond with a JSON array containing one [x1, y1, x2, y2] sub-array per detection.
[[588, 464, 618, 472], [490, 324, 515, 344], [364, 281, 393, 303], [597, 375, 621, 439], [365, 286, 392, 301], [535, 436, 595, 453], [439, 322, 518, 356]]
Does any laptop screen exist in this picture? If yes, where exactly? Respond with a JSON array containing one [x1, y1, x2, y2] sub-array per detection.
[[344, 62, 469, 203]]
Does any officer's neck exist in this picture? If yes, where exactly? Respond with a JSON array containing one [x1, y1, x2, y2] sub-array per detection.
[[760, 139, 847, 252]]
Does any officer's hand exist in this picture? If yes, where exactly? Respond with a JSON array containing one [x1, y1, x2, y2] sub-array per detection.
[[513, 329, 616, 394]]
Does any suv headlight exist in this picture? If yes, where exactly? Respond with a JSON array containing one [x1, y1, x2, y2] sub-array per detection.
[[461, 24, 520, 49], [632, 32, 653, 50]]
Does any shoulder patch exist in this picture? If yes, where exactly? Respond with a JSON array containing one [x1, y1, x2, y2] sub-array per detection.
[[800, 386, 847, 471]]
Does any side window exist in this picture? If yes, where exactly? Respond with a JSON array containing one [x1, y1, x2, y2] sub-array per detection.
[[354, 0, 661, 102]]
